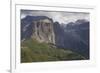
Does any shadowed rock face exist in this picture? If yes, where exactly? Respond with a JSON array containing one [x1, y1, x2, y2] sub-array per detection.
[[53, 20, 89, 59], [21, 16, 55, 44]]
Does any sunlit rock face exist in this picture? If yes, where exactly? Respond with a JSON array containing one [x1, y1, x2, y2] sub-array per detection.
[[31, 18, 55, 44]]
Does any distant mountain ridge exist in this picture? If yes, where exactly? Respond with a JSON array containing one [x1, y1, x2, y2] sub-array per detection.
[[53, 19, 89, 59]]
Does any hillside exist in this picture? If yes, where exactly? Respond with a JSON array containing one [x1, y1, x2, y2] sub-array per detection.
[[21, 38, 85, 63]]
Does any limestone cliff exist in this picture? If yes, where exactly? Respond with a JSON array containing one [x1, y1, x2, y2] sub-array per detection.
[[21, 16, 55, 44]]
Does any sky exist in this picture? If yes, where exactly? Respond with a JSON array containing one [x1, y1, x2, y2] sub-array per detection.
[[21, 10, 89, 24]]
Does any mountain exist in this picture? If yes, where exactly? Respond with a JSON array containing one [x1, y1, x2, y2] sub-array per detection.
[[21, 16, 89, 62], [21, 15, 55, 44], [54, 19, 89, 59]]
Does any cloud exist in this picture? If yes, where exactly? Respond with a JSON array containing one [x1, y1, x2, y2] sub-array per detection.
[[21, 10, 89, 24]]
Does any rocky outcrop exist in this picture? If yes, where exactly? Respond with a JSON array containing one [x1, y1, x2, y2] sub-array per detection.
[[31, 18, 55, 44], [21, 16, 55, 44]]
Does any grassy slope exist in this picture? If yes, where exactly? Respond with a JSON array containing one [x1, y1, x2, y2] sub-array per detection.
[[21, 38, 85, 63]]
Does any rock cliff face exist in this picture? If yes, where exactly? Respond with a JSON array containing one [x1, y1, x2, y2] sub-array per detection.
[[21, 16, 55, 44], [31, 18, 55, 44]]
